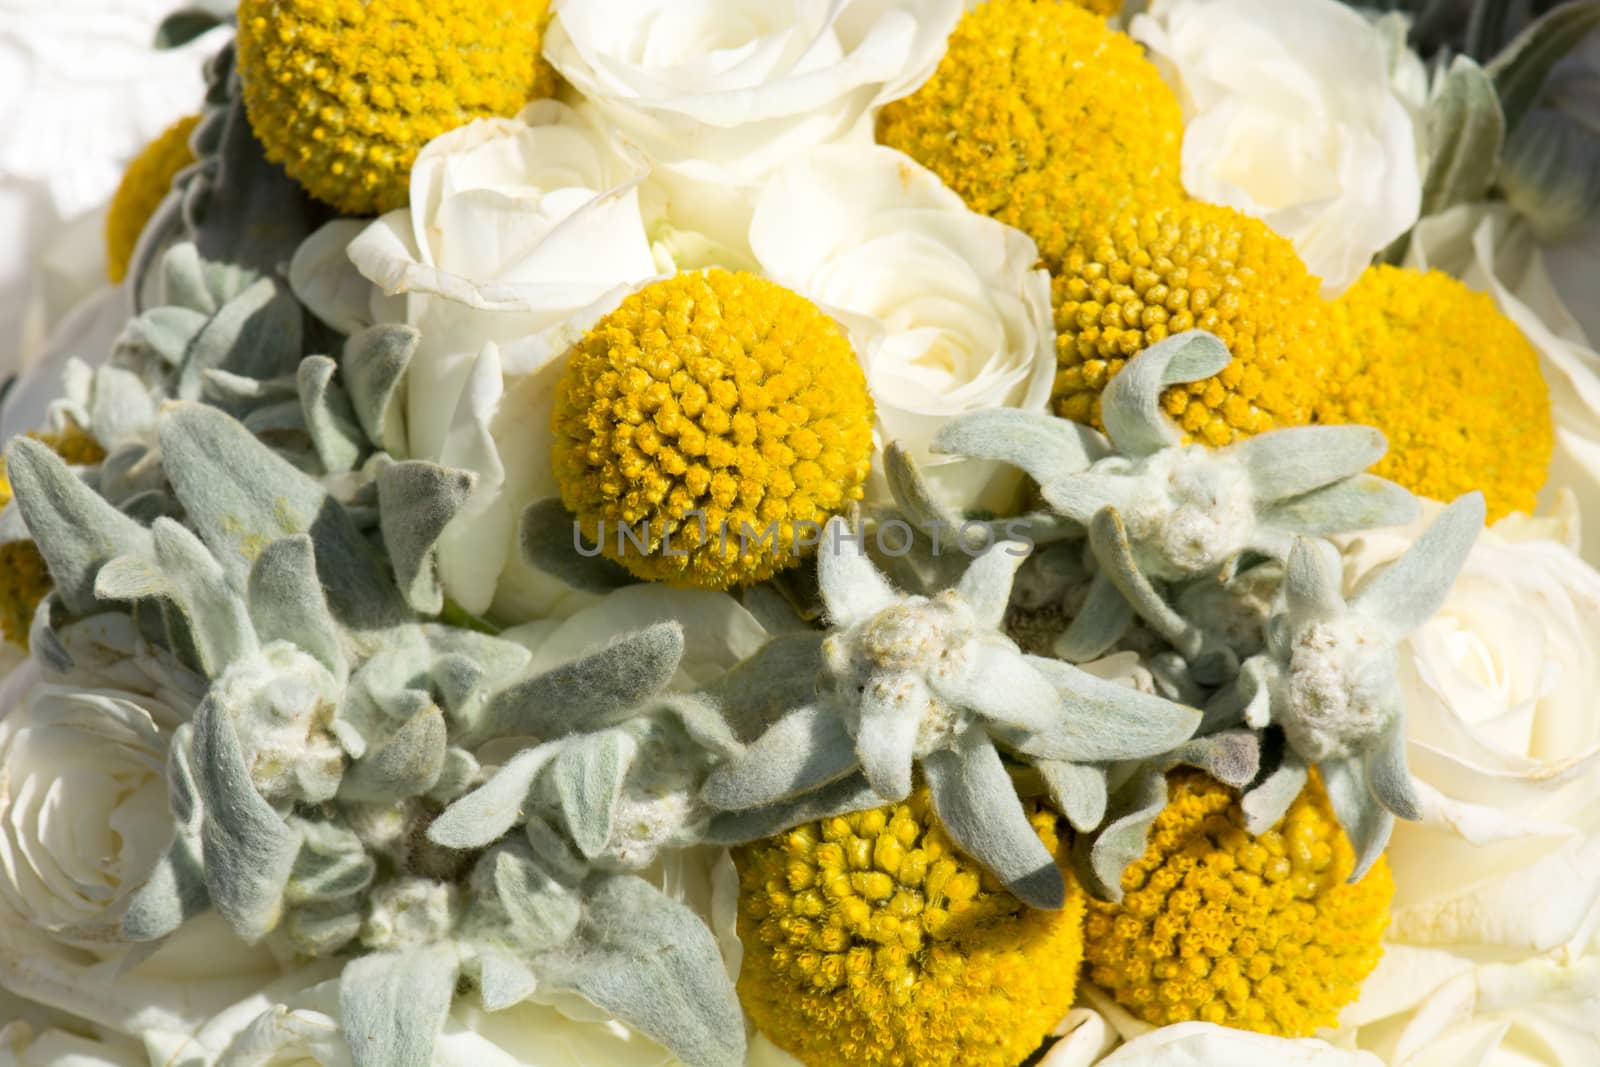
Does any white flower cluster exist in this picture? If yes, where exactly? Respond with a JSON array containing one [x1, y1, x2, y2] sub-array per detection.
[[0, 0, 1598, 1066]]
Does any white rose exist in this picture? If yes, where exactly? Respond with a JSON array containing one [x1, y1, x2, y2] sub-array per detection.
[[0, 1018, 147, 1066], [1132, 0, 1424, 295], [1330, 502, 1600, 1065], [543, 0, 961, 186], [291, 101, 661, 623], [1405, 203, 1600, 570], [0, 616, 278, 1035], [750, 145, 1055, 514], [1080, 1022, 1384, 1066]]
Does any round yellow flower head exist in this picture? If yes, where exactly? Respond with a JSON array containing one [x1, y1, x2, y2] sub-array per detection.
[[1316, 265, 1552, 521], [0, 426, 106, 649], [235, 0, 558, 216], [1052, 200, 1334, 447], [552, 270, 875, 590], [1083, 769, 1392, 1037], [735, 789, 1085, 1067], [877, 0, 1183, 267], [105, 114, 200, 283]]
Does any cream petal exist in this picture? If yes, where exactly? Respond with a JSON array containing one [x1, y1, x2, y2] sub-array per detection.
[[1095, 1021, 1385, 1066]]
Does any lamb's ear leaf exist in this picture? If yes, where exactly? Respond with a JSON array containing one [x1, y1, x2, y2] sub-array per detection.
[[1074, 768, 1169, 902], [520, 498, 636, 594], [705, 774, 881, 845], [192, 695, 303, 942], [175, 276, 303, 402], [465, 840, 583, 955], [428, 746, 559, 850], [339, 944, 460, 1067], [248, 534, 345, 680], [122, 724, 210, 941], [552, 729, 635, 860], [338, 705, 448, 803], [924, 733, 1064, 910], [343, 324, 418, 453], [378, 461, 477, 615], [4, 437, 153, 615], [538, 874, 746, 1067], [95, 518, 258, 677], [298, 355, 367, 473], [158, 400, 406, 631], [700, 705, 857, 811], [465, 622, 683, 743]]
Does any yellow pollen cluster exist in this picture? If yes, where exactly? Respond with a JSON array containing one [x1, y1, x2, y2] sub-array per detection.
[[0, 426, 106, 649], [1083, 770, 1392, 1037], [235, 0, 557, 216], [1052, 201, 1334, 446], [877, 0, 1183, 268], [1315, 265, 1553, 521], [551, 270, 875, 590], [105, 114, 199, 283], [735, 789, 1085, 1067]]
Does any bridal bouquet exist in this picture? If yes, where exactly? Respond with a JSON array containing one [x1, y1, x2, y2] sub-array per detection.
[[3, 0, 1600, 1065]]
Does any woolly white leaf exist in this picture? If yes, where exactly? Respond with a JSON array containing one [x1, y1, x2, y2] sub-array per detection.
[[701, 704, 858, 810], [339, 945, 459, 1067], [924, 732, 1064, 910]]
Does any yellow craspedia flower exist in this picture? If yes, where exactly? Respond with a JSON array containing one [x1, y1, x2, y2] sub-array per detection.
[[105, 114, 200, 283], [0, 425, 106, 649], [735, 789, 1085, 1067], [1052, 200, 1334, 447], [877, 0, 1183, 267], [1083, 770, 1392, 1038], [552, 270, 875, 590], [236, 0, 557, 216], [1315, 265, 1552, 521]]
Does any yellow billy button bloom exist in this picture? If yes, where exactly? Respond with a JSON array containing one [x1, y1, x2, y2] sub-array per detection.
[[1316, 265, 1553, 522], [105, 114, 199, 283], [1083, 770, 1392, 1037], [0, 426, 106, 649], [236, 0, 557, 216], [736, 789, 1085, 1067], [1052, 200, 1334, 447], [877, 0, 1183, 268], [552, 270, 875, 590]]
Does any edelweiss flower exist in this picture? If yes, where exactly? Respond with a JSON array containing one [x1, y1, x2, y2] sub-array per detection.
[[702, 518, 1199, 908]]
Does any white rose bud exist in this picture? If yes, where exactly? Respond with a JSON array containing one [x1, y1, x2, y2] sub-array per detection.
[[1133, 0, 1424, 295]]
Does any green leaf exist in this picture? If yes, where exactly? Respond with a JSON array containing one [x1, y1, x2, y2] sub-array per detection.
[[298, 356, 367, 473], [429, 746, 558, 850], [1425, 56, 1507, 215], [1323, 756, 1395, 882], [932, 410, 1107, 490], [468, 840, 583, 955], [154, 10, 225, 49], [247, 535, 345, 681], [1489, 1, 1600, 132], [338, 705, 448, 802], [1074, 768, 1168, 902]]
